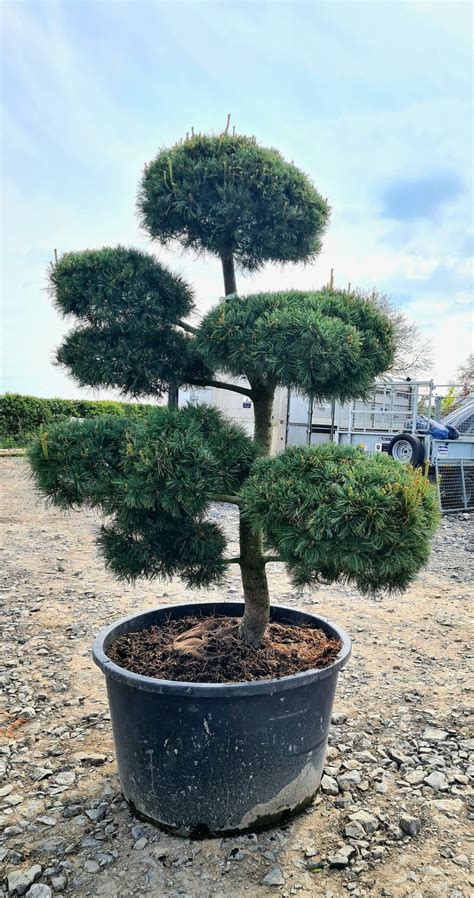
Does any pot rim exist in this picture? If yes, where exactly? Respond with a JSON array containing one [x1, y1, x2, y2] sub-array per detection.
[[92, 601, 351, 697]]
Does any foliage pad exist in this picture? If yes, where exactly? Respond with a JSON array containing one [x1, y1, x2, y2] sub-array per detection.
[[138, 134, 330, 270], [28, 406, 257, 587], [197, 290, 395, 398], [241, 444, 440, 592], [50, 246, 210, 396]]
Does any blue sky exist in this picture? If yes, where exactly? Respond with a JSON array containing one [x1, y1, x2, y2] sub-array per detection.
[[1, 0, 473, 397]]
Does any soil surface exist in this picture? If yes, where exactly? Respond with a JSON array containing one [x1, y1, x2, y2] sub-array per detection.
[[1, 457, 473, 898], [106, 615, 341, 683]]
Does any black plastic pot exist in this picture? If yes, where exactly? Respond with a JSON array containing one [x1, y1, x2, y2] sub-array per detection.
[[92, 602, 351, 836]]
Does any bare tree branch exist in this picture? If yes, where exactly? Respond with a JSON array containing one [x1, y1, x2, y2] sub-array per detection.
[[455, 353, 474, 389], [214, 494, 243, 506], [360, 289, 434, 378]]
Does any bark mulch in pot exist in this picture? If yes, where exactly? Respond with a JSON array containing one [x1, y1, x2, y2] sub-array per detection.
[[106, 613, 342, 684]]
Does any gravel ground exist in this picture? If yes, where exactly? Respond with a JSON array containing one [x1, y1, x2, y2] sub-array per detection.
[[1, 458, 473, 898]]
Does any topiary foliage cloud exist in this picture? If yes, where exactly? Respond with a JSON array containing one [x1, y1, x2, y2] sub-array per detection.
[[50, 245, 193, 321], [28, 406, 257, 588], [197, 289, 395, 399], [51, 246, 211, 397], [138, 134, 330, 270], [240, 443, 440, 593]]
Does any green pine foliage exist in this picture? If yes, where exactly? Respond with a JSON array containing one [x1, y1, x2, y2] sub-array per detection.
[[50, 246, 193, 322], [98, 517, 227, 589], [51, 247, 210, 396], [138, 134, 330, 270], [240, 444, 440, 592], [57, 326, 209, 397], [197, 290, 395, 399], [27, 128, 440, 640], [28, 406, 257, 586]]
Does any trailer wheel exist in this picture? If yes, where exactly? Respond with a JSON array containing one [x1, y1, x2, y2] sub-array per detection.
[[388, 433, 423, 467]]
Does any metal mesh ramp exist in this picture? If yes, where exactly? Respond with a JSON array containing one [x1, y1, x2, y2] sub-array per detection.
[[442, 394, 474, 435], [436, 458, 474, 513]]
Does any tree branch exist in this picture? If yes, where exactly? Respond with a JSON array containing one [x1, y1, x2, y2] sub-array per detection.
[[224, 556, 241, 565], [177, 319, 198, 335], [264, 556, 283, 564], [189, 379, 252, 398], [214, 494, 243, 506]]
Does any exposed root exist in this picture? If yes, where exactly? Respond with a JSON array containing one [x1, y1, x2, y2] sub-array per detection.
[[107, 614, 341, 684]]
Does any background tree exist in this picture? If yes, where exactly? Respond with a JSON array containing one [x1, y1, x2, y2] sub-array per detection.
[[356, 289, 434, 379], [440, 353, 474, 415], [29, 128, 439, 649], [455, 353, 474, 392], [440, 386, 457, 416]]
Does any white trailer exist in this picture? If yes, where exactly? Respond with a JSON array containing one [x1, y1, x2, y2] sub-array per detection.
[[179, 379, 474, 512]]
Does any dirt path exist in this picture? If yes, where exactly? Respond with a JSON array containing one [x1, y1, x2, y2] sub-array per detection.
[[1, 458, 473, 898]]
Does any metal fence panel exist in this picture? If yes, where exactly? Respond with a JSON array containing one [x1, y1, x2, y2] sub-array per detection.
[[436, 458, 474, 513]]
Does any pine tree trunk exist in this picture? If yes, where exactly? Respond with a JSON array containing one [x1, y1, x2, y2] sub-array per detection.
[[238, 517, 270, 648], [221, 253, 237, 296], [219, 254, 273, 648], [238, 386, 274, 647], [168, 382, 179, 408], [252, 387, 274, 456]]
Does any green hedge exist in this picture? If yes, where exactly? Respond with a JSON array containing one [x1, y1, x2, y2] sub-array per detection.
[[0, 393, 153, 446]]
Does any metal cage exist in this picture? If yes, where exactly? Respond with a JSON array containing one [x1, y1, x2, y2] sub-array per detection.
[[436, 458, 474, 513]]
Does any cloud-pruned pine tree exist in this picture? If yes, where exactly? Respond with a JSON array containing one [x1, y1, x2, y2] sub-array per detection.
[[29, 128, 439, 649]]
